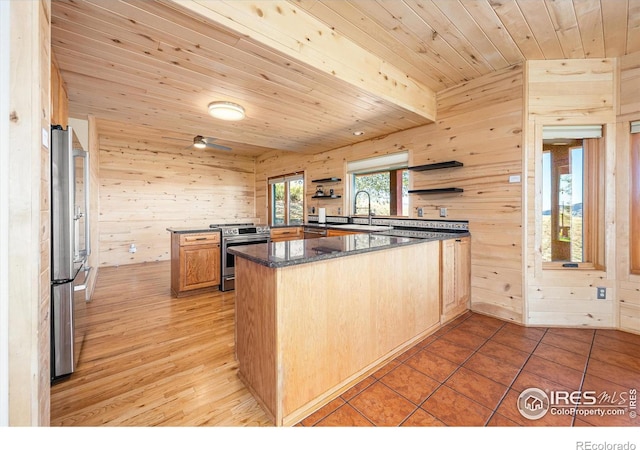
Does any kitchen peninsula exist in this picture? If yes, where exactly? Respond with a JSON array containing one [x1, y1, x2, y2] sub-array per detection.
[[230, 233, 447, 426]]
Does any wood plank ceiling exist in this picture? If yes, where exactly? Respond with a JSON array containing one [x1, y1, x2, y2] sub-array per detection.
[[51, 0, 640, 156]]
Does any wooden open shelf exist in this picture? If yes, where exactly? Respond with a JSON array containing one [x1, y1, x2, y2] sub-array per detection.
[[408, 161, 463, 171], [311, 177, 341, 183], [408, 188, 464, 194]]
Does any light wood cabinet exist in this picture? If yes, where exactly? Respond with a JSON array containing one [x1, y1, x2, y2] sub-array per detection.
[[234, 239, 441, 426], [270, 227, 303, 242], [440, 236, 471, 323], [170, 232, 221, 297], [326, 229, 360, 237]]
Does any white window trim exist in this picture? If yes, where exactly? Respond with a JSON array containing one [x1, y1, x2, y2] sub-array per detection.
[[268, 172, 304, 226], [542, 125, 602, 139], [267, 173, 303, 185], [346, 152, 409, 216], [346, 152, 409, 174], [540, 124, 605, 269]]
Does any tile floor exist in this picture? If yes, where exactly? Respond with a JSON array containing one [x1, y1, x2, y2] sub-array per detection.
[[297, 312, 640, 427]]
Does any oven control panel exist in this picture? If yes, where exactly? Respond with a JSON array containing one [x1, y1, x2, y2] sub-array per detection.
[[221, 226, 270, 236]]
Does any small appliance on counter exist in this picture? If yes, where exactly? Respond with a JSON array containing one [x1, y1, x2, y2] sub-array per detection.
[[318, 208, 326, 224]]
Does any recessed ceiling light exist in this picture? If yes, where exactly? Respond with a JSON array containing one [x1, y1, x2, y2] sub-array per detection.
[[208, 101, 245, 121], [353, 130, 364, 136]]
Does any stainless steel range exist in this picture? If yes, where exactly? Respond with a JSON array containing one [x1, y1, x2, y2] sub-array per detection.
[[210, 223, 270, 291]]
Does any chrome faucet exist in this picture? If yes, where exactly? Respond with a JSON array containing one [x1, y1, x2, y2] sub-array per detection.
[[354, 190, 373, 225]]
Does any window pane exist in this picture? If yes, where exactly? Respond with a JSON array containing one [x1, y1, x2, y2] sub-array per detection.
[[354, 172, 390, 216], [569, 148, 583, 262], [288, 179, 304, 225], [542, 152, 551, 261], [351, 169, 408, 217], [542, 143, 584, 262], [402, 169, 409, 214], [272, 182, 285, 225]]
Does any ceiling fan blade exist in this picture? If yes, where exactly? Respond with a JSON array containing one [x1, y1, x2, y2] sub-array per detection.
[[164, 135, 232, 151], [205, 142, 232, 151]]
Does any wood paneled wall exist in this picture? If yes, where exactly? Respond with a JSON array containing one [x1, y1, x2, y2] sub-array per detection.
[[86, 115, 100, 298], [413, 66, 524, 322], [7, 0, 51, 425], [51, 53, 68, 129], [524, 59, 618, 328], [256, 65, 525, 323], [617, 52, 640, 334], [97, 121, 257, 267]]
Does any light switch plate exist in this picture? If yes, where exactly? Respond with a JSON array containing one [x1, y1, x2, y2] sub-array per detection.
[[440, 207, 447, 217], [509, 174, 521, 183], [42, 128, 48, 149], [417, 207, 423, 217]]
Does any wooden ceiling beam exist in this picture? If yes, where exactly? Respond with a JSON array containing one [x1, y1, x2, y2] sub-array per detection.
[[168, 0, 437, 122]]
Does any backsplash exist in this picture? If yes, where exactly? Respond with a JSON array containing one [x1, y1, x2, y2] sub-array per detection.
[[307, 215, 469, 231]]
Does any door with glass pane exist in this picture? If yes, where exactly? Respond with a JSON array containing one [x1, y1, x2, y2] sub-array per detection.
[[269, 173, 304, 226]]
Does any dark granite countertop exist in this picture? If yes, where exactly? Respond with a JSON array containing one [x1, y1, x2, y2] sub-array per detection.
[[229, 233, 446, 268], [166, 227, 220, 234]]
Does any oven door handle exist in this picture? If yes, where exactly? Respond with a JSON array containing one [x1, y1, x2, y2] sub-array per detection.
[[223, 237, 270, 244]]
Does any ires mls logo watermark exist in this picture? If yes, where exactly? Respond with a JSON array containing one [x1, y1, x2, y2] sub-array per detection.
[[517, 387, 637, 420]]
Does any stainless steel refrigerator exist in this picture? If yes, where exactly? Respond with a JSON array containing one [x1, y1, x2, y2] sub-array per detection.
[[50, 125, 91, 382]]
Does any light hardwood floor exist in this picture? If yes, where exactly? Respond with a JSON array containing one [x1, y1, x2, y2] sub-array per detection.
[[50, 261, 271, 426]]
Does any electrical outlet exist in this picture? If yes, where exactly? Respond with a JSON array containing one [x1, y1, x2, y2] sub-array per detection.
[[338, 207, 342, 215], [440, 207, 447, 217], [417, 207, 423, 217], [596, 287, 606, 300], [129, 244, 137, 254]]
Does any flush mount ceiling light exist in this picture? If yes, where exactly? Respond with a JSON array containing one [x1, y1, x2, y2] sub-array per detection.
[[208, 101, 245, 121], [353, 130, 364, 136]]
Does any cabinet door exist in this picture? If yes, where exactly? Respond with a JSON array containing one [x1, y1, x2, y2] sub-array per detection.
[[440, 239, 457, 317], [454, 237, 471, 309], [180, 244, 220, 291], [440, 237, 470, 323]]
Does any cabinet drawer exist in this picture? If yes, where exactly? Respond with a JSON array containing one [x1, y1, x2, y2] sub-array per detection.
[[179, 232, 220, 246], [271, 228, 301, 237], [270, 227, 302, 241]]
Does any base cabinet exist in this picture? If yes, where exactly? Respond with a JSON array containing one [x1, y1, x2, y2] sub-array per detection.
[[270, 227, 303, 242], [171, 232, 221, 297], [234, 240, 441, 426], [440, 236, 471, 323], [326, 229, 360, 237]]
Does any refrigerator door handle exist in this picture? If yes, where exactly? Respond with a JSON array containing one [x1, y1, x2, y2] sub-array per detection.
[[73, 266, 91, 292]]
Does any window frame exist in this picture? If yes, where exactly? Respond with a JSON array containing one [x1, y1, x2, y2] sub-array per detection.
[[540, 126, 605, 271], [346, 152, 409, 218], [631, 126, 640, 275], [267, 172, 304, 226]]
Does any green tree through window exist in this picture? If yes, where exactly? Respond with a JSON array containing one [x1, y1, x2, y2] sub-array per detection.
[[269, 174, 303, 225], [353, 170, 408, 216]]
